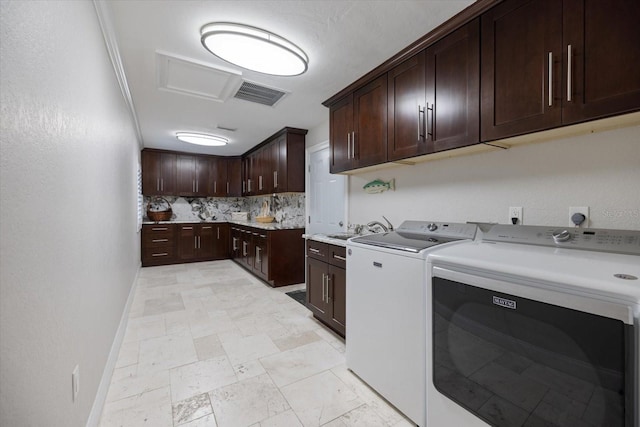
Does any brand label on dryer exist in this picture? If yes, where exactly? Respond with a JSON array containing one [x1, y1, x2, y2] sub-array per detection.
[[493, 296, 516, 310]]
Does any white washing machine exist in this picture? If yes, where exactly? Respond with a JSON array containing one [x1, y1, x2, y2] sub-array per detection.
[[346, 221, 477, 427], [426, 224, 640, 427]]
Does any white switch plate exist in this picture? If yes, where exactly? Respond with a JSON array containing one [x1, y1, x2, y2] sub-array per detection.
[[569, 206, 589, 227], [72, 365, 79, 402], [509, 207, 523, 225]]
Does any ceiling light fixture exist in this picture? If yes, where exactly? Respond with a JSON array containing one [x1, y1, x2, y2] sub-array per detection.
[[176, 132, 228, 146], [200, 22, 308, 76]]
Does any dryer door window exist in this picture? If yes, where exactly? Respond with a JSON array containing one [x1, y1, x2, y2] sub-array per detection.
[[432, 277, 635, 427]]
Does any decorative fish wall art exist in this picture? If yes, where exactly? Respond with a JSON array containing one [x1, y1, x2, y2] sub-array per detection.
[[363, 178, 395, 194]]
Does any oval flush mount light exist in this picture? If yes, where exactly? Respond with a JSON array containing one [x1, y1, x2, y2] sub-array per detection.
[[176, 132, 228, 146], [200, 22, 308, 76]]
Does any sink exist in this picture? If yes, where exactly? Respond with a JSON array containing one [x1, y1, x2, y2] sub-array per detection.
[[327, 234, 356, 241]]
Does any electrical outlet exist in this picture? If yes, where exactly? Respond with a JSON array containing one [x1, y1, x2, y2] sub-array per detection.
[[72, 365, 79, 402], [569, 206, 589, 227], [509, 207, 523, 225]]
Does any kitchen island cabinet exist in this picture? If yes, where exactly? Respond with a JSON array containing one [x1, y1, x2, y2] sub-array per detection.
[[229, 223, 305, 287], [306, 240, 346, 337]]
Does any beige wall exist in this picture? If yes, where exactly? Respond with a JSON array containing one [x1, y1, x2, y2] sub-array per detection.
[[308, 120, 640, 230], [0, 1, 141, 426]]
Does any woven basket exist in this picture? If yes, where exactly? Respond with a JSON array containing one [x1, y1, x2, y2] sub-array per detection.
[[146, 197, 173, 221]]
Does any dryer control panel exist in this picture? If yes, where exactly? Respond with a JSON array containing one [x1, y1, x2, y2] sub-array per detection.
[[482, 225, 640, 255]]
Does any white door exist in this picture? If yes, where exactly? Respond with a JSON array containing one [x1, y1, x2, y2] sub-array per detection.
[[307, 144, 346, 235]]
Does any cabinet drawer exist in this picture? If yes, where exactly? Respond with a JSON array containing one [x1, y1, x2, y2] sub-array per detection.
[[142, 247, 175, 263], [307, 240, 328, 260], [143, 225, 174, 236], [328, 244, 347, 269]]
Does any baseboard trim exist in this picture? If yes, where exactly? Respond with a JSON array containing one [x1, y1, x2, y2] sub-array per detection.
[[85, 263, 141, 427]]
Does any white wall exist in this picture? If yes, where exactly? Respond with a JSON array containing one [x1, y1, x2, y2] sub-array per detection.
[[0, 1, 140, 426], [308, 120, 640, 230]]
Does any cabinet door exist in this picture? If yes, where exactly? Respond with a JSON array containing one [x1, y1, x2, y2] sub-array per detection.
[[194, 156, 209, 196], [242, 231, 253, 268], [198, 225, 215, 259], [259, 146, 273, 194], [230, 227, 242, 259], [426, 18, 480, 153], [214, 224, 229, 259], [481, 0, 563, 141], [158, 152, 177, 195], [328, 265, 346, 336], [141, 151, 161, 195], [176, 155, 196, 196], [226, 158, 242, 197], [306, 257, 328, 317], [353, 74, 388, 169], [178, 225, 197, 260], [387, 52, 428, 161], [254, 234, 269, 279], [241, 157, 251, 196], [272, 136, 285, 192], [329, 95, 353, 173], [562, 0, 640, 123], [209, 157, 227, 197]]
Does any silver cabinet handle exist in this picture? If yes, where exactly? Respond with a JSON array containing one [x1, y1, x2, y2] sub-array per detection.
[[152, 253, 168, 257], [418, 104, 425, 140], [242, 181, 246, 193], [321, 273, 327, 302], [256, 246, 261, 263], [152, 239, 168, 243], [567, 44, 572, 102], [248, 179, 252, 193], [232, 237, 238, 250], [242, 241, 248, 256], [183, 226, 193, 230], [273, 171, 278, 188], [259, 234, 266, 238], [217, 227, 220, 239], [157, 178, 160, 192], [192, 181, 195, 193], [548, 51, 553, 107], [160, 178, 164, 192], [202, 226, 212, 229], [194, 236, 197, 248], [196, 181, 198, 193], [326, 273, 332, 302], [151, 227, 168, 231], [333, 254, 346, 261], [259, 175, 263, 191], [351, 131, 356, 159], [426, 103, 434, 138], [309, 247, 321, 254], [347, 132, 351, 159], [227, 182, 230, 194], [214, 181, 217, 194]]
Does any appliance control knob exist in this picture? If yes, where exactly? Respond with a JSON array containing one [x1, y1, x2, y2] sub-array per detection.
[[552, 229, 572, 243], [427, 223, 438, 232]]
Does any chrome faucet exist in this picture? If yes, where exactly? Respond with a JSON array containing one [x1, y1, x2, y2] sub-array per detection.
[[367, 216, 394, 233]]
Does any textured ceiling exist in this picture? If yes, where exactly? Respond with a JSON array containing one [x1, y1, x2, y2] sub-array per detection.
[[106, 0, 474, 155]]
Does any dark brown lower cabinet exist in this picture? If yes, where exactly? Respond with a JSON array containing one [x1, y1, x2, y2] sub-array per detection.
[[142, 222, 229, 266], [306, 240, 346, 337], [141, 224, 176, 266], [229, 225, 305, 287]]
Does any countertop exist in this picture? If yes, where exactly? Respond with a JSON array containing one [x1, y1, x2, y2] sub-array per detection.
[[142, 219, 304, 231], [302, 233, 358, 247]]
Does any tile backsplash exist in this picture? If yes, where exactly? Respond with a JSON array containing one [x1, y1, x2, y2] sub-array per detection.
[[144, 193, 305, 227]]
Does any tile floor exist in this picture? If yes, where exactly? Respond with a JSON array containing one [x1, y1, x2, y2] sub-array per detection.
[[98, 260, 415, 427]]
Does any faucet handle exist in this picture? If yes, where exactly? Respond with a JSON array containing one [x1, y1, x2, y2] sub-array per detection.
[[382, 215, 394, 231]]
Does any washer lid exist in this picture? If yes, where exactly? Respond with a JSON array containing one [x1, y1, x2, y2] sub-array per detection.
[[350, 231, 461, 253]]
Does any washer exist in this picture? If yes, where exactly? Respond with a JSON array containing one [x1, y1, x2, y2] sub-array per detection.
[[346, 221, 477, 426], [426, 224, 640, 427]]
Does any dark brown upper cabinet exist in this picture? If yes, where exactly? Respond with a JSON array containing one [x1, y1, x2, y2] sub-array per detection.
[[561, 0, 640, 124], [226, 157, 242, 197], [176, 154, 209, 197], [425, 18, 480, 153], [330, 75, 388, 173], [387, 52, 428, 161], [242, 127, 307, 194], [141, 150, 176, 196], [481, 0, 640, 141], [387, 19, 480, 162]]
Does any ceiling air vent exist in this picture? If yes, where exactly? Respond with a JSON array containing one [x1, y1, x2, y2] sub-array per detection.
[[233, 81, 287, 106]]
